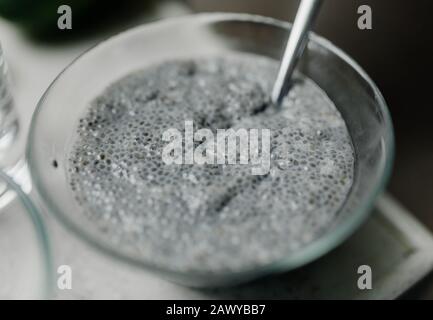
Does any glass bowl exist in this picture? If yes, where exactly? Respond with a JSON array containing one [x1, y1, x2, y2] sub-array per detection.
[[0, 170, 52, 298], [27, 13, 394, 287]]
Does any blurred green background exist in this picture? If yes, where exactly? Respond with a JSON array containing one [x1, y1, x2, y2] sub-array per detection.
[[0, 0, 156, 40]]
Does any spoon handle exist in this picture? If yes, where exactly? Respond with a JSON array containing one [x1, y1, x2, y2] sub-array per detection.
[[271, 0, 322, 105]]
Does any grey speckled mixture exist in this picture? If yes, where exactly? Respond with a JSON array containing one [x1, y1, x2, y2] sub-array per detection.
[[67, 54, 354, 273]]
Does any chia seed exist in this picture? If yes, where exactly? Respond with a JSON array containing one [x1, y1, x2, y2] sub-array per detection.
[[67, 54, 355, 273]]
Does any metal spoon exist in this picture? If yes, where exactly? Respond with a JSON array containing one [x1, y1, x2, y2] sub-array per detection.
[[271, 0, 323, 105]]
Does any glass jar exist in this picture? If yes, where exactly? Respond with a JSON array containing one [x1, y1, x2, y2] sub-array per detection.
[[0, 44, 29, 208]]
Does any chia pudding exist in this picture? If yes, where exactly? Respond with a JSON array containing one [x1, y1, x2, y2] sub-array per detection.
[[67, 54, 355, 273]]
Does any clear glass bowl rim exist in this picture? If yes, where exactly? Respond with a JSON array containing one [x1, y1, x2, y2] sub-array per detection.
[[26, 13, 395, 279]]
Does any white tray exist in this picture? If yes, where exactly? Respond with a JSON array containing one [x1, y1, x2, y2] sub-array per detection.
[[51, 194, 433, 300]]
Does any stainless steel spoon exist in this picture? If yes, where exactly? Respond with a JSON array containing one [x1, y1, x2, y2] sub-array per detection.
[[271, 0, 323, 105]]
